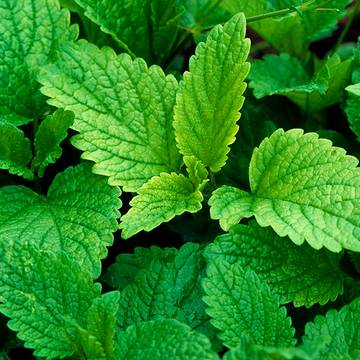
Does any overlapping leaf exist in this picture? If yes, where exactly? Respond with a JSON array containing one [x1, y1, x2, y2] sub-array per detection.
[[203, 260, 295, 349], [210, 129, 360, 252], [0, 163, 121, 277], [0, 0, 77, 125], [73, 0, 181, 64], [39, 40, 182, 192], [0, 246, 119, 359], [32, 109, 74, 177], [173, 13, 251, 172], [249, 53, 353, 112], [0, 121, 33, 180], [301, 297, 360, 359], [205, 223, 344, 307], [116, 243, 218, 344], [120, 171, 204, 239], [116, 319, 219, 359]]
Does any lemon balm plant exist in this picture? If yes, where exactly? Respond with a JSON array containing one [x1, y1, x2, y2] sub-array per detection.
[[1, 0, 360, 359]]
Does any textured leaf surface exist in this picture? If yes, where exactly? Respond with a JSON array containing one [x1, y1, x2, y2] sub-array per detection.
[[0, 121, 33, 180], [301, 298, 360, 359], [73, 0, 180, 64], [116, 319, 219, 360], [346, 41, 360, 140], [204, 223, 344, 307], [210, 128, 360, 252], [223, 0, 350, 59], [39, 40, 181, 191], [0, 163, 121, 277], [203, 260, 295, 349], [117, 243, 218, 344], [120, 173, 203, 239], [223, 337, 310, 360], [32, 109, 74, 177], [249, 53, 353, 112], [173, 13, 250, 172], [0, 247, 101, 359], [0, 0, 77, 125]]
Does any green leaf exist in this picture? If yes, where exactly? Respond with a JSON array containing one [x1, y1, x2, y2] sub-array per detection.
[[301, 297, 360, 359], [84, 292, 120, 359], [224, 0, 350, 59], [249, 53, 353, 112], [102, 246, 178, 290], [120, 172, 203, 239], [204, 223, 344, 307], [116, 243, 218, 343], [115, 319, 219, 360], [184, 156, 209, 189], [203, 260, 295, 349], [173, 13, 251, 172], [0, 247, 102, 359], [223, 336, 310, 360], [0, 121, 33, 180], [209, 128, 360, 253], [346, 41, 360, 140], [32, 109, 74, 177], [73, 0, 180, 64], [0, 0, 77, 125], [39, 40, 182, 192], [0, 163, 121, 277]]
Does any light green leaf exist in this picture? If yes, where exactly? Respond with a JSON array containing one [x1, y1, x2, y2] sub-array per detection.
[[39, 40, 182, 192], [0, 121, 33, 180], [202, 260, 295, 348], [301, 297, 360, 359], [249, 53, 353, 112], [0, 247, 101, 359], [204, 223, 344, 307], [116, 243, 218, 344], [120, 172, 203, 239], [184, 156, 209, 189], [223, 336, 310, 360], [84, 292, 120, 359], [32, 109, 74, 177], [0, 0, 77, 125], [173, 13, 251, 172], [209, 128, 360, 253], [0, 163, 121, 277], [115, 319, 219, 360]]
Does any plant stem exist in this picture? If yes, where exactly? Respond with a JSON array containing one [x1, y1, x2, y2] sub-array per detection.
[[333, 0, 360, 52]]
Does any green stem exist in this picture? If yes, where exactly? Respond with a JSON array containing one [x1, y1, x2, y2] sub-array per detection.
[[333, 0, 360, 52]]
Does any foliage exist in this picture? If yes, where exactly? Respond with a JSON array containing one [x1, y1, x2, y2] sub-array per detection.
[[0, 0, 360, 359]]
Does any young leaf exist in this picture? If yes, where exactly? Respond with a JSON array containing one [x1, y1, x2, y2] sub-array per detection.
[[120, 173, 203, 239], [203, 261, 295, 349], [0, 163, 121, 277], [209, 128, 360, 253], [39, 40, 182, 192], [32, 109, 74, 177], [0, 246, 106, 359], [249, 53, 353, 112], [204, 223, 344, 307], [173, 13, 251, 172], [115, 319, 219, 360], [301, 297, 360, 359], [0, 0, 77, 125], [0, 121, 33, 180]]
